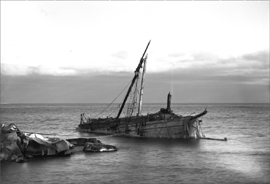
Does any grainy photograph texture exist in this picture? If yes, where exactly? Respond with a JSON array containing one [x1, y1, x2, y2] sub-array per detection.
[[1, 1, 269, 184]]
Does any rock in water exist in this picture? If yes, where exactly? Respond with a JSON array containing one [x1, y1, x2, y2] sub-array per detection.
[[83, 142, 117, 152], [25, 136, 73, 157], [0, 124, 24, 161], [1, 123, 118, 162]]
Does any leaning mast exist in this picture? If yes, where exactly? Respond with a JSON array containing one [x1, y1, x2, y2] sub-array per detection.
[[116, 40, 151, 119]]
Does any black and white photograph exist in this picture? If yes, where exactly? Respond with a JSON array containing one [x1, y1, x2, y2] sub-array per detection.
[[1, 1, 269, 184]]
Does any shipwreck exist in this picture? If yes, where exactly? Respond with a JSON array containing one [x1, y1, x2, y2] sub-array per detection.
[[77, 40, 208, 139]]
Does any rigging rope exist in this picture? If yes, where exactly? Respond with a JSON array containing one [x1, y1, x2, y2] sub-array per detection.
[[107, 103, 122, 117], [93, 79, 133, 118], [126, 73, 140, 117]]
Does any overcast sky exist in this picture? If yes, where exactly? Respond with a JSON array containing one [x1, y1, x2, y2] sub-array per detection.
[[1, 1, 269, 103]]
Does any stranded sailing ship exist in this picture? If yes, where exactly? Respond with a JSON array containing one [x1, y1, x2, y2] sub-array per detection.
[[77, 41, 208, 139]]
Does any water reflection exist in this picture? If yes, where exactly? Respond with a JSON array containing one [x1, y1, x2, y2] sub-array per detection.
[[199, 138, 270, 183]]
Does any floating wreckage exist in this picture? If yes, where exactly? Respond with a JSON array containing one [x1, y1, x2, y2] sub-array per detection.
[[77, 40, 216, 140], [0, 123, 117, 163]]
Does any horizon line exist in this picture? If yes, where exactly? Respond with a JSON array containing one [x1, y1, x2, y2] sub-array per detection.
[[1, 102, 269, 105]]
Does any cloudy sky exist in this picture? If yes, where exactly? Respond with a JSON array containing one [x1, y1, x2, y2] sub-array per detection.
[[1, 1, 269, 103]]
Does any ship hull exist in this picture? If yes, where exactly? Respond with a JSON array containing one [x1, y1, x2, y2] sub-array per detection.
[[77, 112, 205, 139]]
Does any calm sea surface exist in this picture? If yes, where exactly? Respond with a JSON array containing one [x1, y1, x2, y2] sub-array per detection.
[[1, 103, 269, 184]]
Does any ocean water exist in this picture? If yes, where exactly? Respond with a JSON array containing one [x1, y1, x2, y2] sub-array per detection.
[[1, 103, 269, 184]]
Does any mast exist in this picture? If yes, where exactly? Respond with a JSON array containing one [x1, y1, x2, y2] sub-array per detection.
[[137, 54, 147, 116], [116, 40, 151, 119]]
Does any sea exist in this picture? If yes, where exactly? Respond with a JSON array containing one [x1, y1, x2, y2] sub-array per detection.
[[1, 103, 269, 184]]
